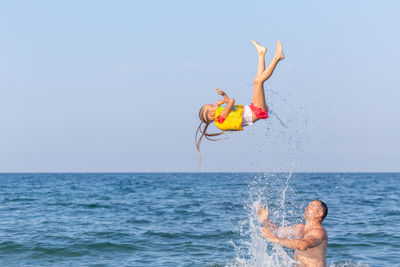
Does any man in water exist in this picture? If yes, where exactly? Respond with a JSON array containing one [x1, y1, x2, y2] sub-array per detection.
[[258, 200, 328, 267]]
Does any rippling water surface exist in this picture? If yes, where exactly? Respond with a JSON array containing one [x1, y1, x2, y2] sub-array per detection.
[[0, 173, 398, 266]]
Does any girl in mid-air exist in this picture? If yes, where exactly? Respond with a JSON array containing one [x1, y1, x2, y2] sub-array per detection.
[[195, 40, 285, 162]]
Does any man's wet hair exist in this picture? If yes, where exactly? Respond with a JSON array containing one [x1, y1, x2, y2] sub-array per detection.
[[313, 200, 328, 221]]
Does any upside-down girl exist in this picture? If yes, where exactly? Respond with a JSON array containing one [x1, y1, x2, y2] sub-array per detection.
[[195, 40, 285, 163]]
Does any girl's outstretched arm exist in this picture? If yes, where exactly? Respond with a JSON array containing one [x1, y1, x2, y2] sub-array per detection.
[[218, 97, 235, 119], [216, 88, 229, 100], [216, 99, 229, 106]]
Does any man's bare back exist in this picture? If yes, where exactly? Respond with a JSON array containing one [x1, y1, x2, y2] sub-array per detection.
[[258, 200, 328, 267]]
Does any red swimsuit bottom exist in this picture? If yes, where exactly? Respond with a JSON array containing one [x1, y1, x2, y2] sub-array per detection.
[[250, 103, 269, 119]]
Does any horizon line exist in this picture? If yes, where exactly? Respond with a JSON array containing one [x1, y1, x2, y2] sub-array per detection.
[[0, 171, 399, 174]]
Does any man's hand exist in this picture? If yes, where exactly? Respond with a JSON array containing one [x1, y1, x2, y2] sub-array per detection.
[[257, 204, 270, 223], [261, 227, 279, 243]]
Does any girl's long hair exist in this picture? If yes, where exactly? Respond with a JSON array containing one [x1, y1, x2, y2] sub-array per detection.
[[195, 106, 227, 164]]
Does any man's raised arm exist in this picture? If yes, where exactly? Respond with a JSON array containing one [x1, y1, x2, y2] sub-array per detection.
[[257, 205, 297, 238], [261, 227, 325, 251]]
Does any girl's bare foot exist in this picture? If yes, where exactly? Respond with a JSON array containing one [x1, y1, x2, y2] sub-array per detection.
[[274, 40, 285, 61], [251, 40, 267, 55]]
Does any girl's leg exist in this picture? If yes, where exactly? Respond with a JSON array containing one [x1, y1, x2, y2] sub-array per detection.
[[259, 41, 284, 81], [251, 40, 266, 75], [252, 41, 284, 115]]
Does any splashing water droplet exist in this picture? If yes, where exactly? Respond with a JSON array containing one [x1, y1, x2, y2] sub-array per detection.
[[227, 172, 299, 267]]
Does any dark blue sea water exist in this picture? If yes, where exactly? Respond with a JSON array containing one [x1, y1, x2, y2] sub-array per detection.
[[0, 173, 399, 267]]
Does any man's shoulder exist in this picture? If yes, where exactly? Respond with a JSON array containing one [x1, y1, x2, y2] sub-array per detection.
[[307, 227, 328, 239], [293, 223, 305, 237]]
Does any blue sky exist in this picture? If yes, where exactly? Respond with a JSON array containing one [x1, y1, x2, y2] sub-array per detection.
[[0, 1, 399, 172]]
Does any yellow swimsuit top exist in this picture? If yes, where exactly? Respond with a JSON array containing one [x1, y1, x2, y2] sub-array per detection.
[[214, 104, 243, 131]]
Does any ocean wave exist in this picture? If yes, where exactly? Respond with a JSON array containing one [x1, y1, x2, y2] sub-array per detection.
[[329, 260, 370, 267]]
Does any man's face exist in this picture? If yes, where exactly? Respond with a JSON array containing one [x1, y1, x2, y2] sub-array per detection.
[[304, 201, 323, 220]]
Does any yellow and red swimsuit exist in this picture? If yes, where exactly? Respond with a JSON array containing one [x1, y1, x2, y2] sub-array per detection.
[[214, 103, 268, 131]]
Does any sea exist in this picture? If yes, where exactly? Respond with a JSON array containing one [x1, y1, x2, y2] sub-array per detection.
[[0, 173, 398, 267]]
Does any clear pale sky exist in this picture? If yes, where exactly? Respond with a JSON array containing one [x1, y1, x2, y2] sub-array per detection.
[[1, 1, 399, 172]]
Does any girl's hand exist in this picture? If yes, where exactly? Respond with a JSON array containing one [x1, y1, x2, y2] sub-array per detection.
[[216, 88, 225, 96], [216, 88, 229, 100]]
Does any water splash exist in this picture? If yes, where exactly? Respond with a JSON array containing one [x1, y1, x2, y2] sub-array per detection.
[[227, 172, 372, 267], [268, 109, 288, 129], [227, 172, 298, 267]]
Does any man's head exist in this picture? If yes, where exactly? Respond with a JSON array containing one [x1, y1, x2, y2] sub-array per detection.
[[304, 200, 328, 223]]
